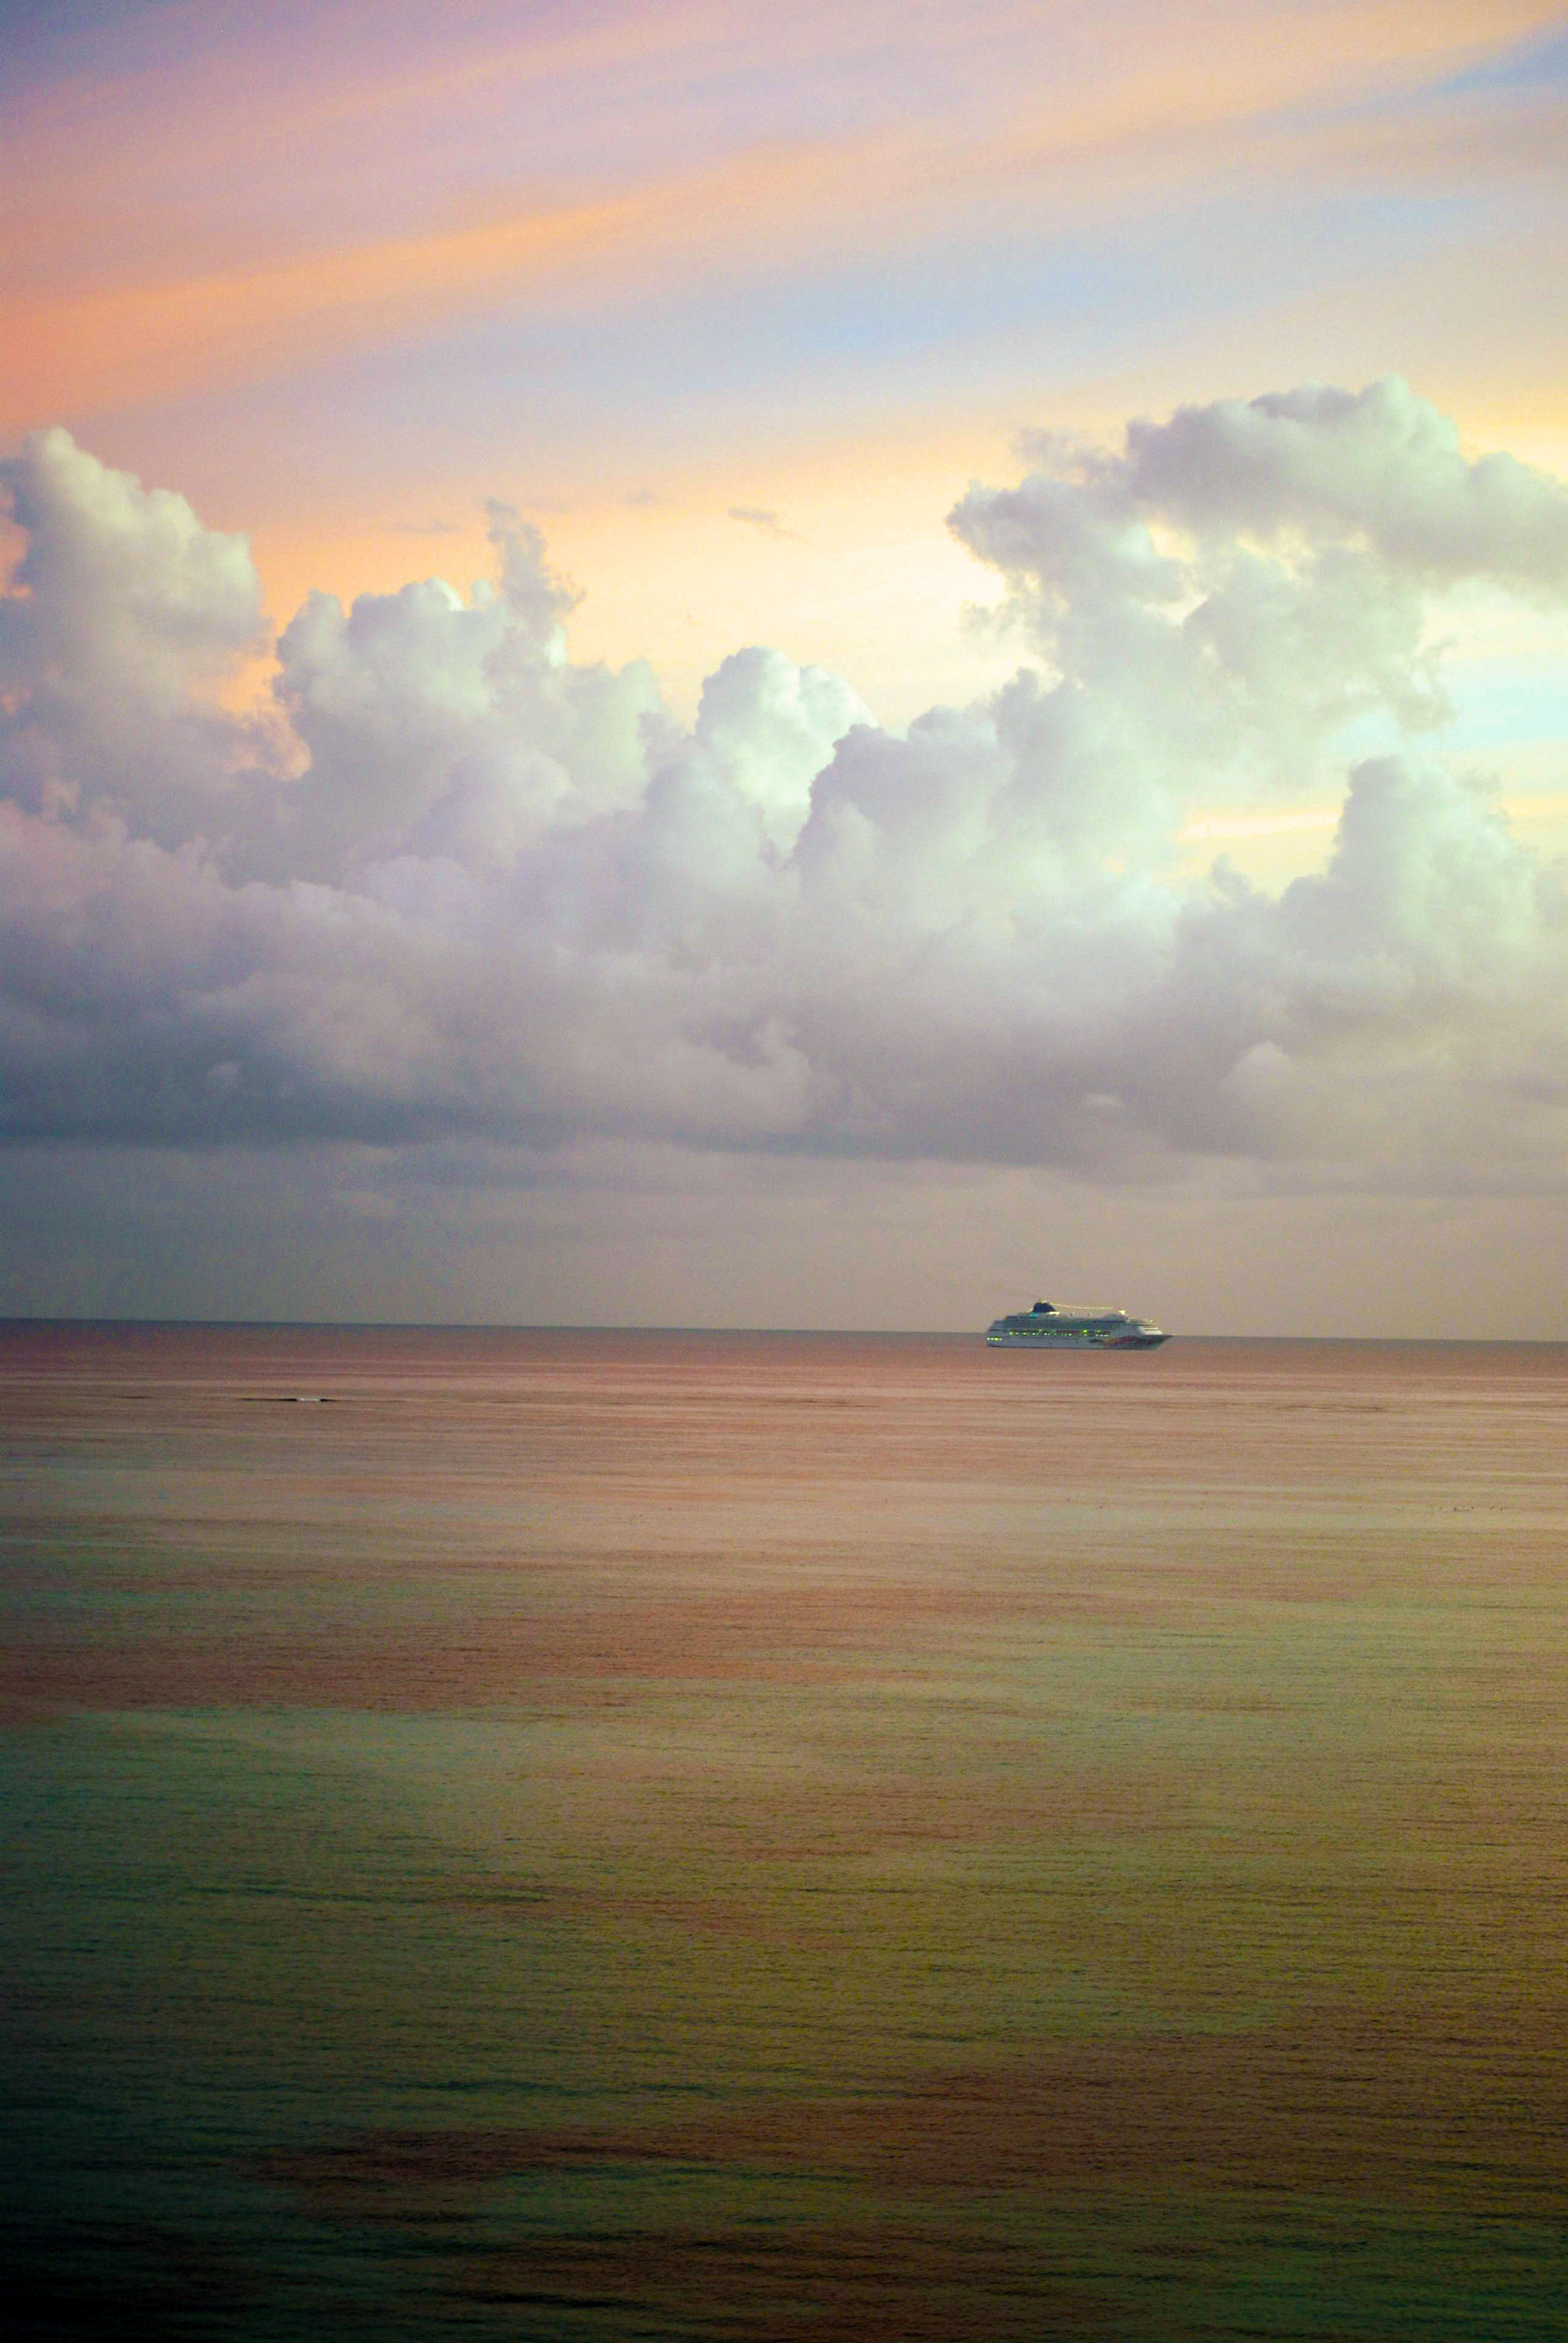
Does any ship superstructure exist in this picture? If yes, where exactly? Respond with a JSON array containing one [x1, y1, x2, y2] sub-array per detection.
[[985, 1300, 1167, 1349]]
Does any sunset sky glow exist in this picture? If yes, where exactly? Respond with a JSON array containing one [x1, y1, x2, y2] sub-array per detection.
[[3, 0, 1566, 1334]]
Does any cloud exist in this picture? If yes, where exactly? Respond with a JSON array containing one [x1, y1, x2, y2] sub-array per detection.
[[0, 424, 267, 843], [1116, 379, 1568, 594], [1, 381, 1565, 1193], [727, 505, 796, 538]]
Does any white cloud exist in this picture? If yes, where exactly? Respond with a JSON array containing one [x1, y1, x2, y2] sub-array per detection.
[[1115, 379, 1568, 594], [1, 382, 1565, 1196], [694, 646, 874, 854], [273, 502, 668, 879], [0, 424, 266, 843]]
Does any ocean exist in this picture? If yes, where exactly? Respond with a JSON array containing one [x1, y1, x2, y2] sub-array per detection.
[[3, 1321, 1566, 2340]]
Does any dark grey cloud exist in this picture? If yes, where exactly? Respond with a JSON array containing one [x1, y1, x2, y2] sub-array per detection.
[[2, 382, 1565, 1193]]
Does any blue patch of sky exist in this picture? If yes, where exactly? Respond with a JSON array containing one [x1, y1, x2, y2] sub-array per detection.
[[1335, 677, 1568, 769], [2, 0, 173, 37], [1434, 677, 1568, 753], [0, 1, 295, 137], [241, 177, 1469, 439], [2, 0, 241, 76], [1436, 26, 1568, 98]]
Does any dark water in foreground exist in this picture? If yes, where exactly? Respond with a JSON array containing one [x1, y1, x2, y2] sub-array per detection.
[[3, 1322, 1567, 2341]]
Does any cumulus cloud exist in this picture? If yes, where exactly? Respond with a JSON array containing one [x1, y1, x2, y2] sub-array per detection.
[[1115, 380, 1568, 594], [2, 381, 1565, 1191], [272, 502, 666, 879], [0, 423, 267, 844]]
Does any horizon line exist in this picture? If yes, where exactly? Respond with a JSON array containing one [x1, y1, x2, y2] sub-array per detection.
[[0, 1315, 1562, 1346]]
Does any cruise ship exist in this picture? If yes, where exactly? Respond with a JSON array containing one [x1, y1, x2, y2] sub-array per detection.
[[985, 1299, 1168, 1350]]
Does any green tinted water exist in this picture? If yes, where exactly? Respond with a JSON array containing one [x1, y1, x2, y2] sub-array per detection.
[[4, 1325, 1567, 2337]]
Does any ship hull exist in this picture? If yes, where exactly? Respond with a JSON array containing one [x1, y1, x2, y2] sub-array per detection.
[[986, 1330, 1167, 1349]]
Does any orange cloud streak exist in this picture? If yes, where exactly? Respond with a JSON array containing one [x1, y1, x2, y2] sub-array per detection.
[[5, 123, 927, 433], [5, 0, 1559, 434], [5, 190, 647, 430]]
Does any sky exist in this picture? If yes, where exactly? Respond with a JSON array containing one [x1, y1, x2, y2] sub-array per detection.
[[2, 0, 1566, 1336]]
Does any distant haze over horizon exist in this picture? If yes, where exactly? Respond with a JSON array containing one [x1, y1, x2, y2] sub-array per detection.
[[2, 4, 1566, 1340], [3, 1315, 1565, 1347]]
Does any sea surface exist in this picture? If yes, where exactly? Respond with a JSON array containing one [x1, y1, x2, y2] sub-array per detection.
[[3, 1321, 1567, 2341]]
